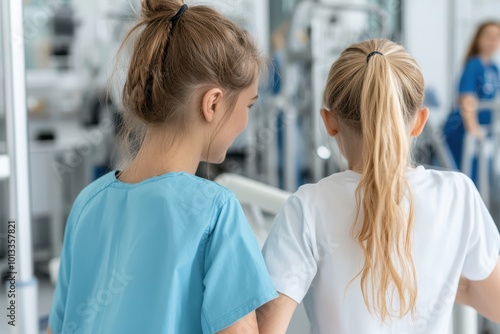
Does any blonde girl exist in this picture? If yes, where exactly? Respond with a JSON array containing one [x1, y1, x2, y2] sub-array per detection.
[[258, 39, 500, 333]]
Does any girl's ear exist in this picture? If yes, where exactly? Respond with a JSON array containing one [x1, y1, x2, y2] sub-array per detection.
[[410, 107, 430, 137], [201, 88, 224, 123], [321, 108, 339, 136]]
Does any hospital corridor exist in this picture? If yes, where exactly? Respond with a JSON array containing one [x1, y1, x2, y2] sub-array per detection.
[[1, 0, 500, 333]]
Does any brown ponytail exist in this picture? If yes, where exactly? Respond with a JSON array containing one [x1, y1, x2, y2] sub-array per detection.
[[323, 39, 425, 321]]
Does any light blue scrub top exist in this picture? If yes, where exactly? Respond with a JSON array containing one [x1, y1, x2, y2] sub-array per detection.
[[49, 171, 277, 334]]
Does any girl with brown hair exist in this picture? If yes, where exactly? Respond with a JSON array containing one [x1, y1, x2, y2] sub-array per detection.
[[258, 39, 500, 333], [48, 1, 277, 333]]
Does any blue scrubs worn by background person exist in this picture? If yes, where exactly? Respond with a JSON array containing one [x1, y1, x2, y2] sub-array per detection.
[[48, 1, 277, 333], [445, 57, 500, 168], [444, 21, 500, 180]]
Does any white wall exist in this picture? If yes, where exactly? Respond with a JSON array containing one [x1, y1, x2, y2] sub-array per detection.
[[404, 0, 500, 125], [403, 0, 452, 125]]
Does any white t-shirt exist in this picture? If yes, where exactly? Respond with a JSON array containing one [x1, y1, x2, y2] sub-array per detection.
[[262, 166, 500, 334]]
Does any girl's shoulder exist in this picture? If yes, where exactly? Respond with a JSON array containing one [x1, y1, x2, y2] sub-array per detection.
[[72, 171, 118, 208], [407, 167, 480, 203], [465, 56, 500, 71], [467, 56, 484, 66], [411, 166, 473, 185], [72, 171, 236, 216], [292, 167, 476, 202], [463, 56, 485, 73], [467, 56, 482, 64], [290, 170, 360, 204]]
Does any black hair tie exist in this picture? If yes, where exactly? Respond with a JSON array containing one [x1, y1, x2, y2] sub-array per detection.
[[367, 51, 383, 63], [171, 4, 188, 24]]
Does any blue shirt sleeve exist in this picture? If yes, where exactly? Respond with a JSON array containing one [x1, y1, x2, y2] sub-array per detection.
[[459, 59, 480, 95], [201, 193, 278, 333]]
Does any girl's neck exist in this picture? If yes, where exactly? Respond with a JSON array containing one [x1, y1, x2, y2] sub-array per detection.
[[348, 163, 363, 174], [480, 53, 494, 63], [118, 130, 202, 183]]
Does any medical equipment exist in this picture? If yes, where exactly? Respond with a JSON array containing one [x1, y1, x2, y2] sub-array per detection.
[[264, 1, 391, 191], [461, 99, 500, 209], [51, 3, 78, 69]]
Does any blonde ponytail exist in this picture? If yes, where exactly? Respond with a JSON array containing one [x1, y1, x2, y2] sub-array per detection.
[[323, 39, 424, 321], [357, 49, 417, 320]]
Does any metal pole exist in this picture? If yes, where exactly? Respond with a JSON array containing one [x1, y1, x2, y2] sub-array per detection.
[[1, 0, 38, 333], [282, 60, 298, 192]]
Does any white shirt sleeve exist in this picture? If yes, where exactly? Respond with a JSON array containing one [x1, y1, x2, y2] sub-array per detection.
[[262, 195, 317, 304], [462, 178, 500, 281]]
